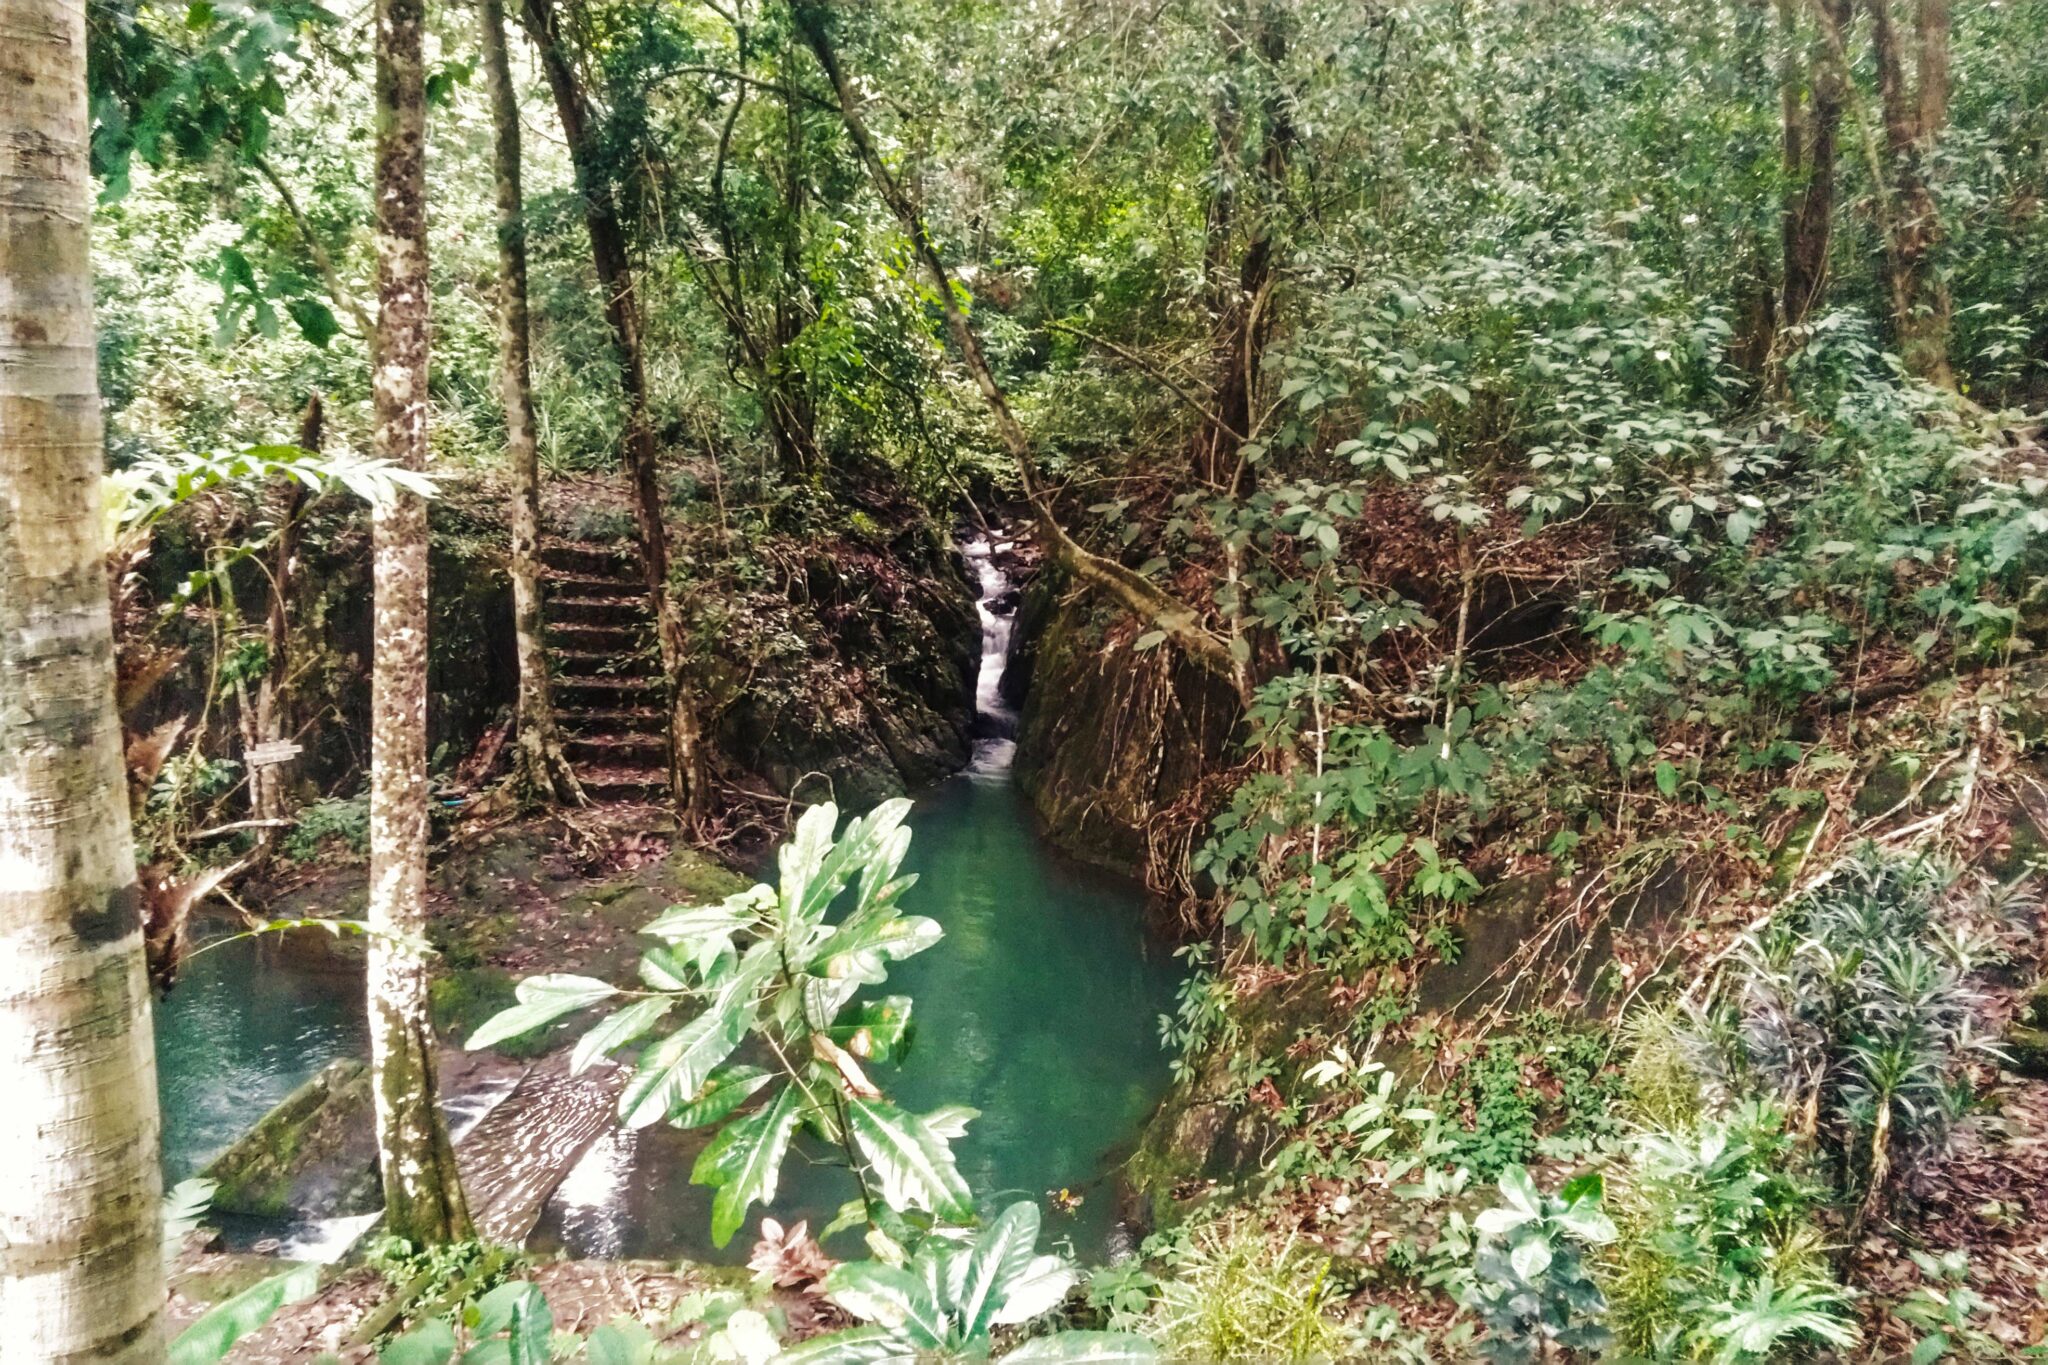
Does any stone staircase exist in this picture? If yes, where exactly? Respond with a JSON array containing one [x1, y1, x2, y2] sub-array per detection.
[[540, 537, 670, 800]]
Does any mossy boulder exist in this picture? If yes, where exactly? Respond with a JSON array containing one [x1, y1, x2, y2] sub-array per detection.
[[202, 1058, 379, 1218]]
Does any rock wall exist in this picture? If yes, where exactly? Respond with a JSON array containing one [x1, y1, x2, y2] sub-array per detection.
[[1009, 566, 1240, 872]]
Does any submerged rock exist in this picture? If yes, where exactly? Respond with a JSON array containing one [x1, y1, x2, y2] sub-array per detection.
[[203, 1058, 380, 1220]]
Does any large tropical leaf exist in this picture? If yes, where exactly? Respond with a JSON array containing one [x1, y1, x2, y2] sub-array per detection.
[[463, 1281, 553, 1365], [570, 996, 674, 1076], [667, 1064, 775, 1130], [785, 799, 916, 941], [692, 1083, 805, 1247], [826, 995, 915, 1063], [168, 1262, 321, 1365], [990, 1255, 1080, 1327], [617, 999, 748, 1129], [466, 974, 616, 1051], [814, 914, 942, 982], [823, 1259, 951, 1348], [844, 1096, 975, 1224], [641, 891, 767, 975], [773, 1324, 916, 1364], [779, 801, 845, 933], [999, 1332, 1161, 1362], [948, 1201, 1043, 1341]]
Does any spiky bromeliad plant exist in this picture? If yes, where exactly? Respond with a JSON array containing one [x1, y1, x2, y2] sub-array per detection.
[[468, 798, 972, 1247]]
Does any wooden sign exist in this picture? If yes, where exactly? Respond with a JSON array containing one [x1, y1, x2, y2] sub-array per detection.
[[245, 741, 303, 768]]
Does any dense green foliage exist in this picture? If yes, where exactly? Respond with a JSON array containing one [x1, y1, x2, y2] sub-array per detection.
[[80, 0, 2048, 1354]]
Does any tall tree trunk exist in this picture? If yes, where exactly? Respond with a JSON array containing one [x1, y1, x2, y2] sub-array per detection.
[[0, 2, 166, 1355], [521, 0, 709, 820], [1866, 0, 1955, 387], [1779, 0, 1848, 335], [1198, 0, 1290, 496], [794, 2, 1244, 699], [482, 0, 584, 808], [369, 0, 473, 1244]]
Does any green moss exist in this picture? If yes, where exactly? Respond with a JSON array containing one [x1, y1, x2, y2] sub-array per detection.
[[203, 1058, 373, 1216], [430, 967, 539, 1055]]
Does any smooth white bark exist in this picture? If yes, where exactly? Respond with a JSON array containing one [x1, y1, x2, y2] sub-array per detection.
[[0, 1, 166, 1357]]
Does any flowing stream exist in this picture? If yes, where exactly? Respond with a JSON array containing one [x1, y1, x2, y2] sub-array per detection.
[[154, 532, 1181, 1263]]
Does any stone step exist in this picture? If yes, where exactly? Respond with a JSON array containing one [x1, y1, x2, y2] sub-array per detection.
[[546, 622, 647, 653], [574, 763, 670, 796], [567, 734, 667, 764], [547, 595, 651, 627], [558, 706, 666, 735], [555, 648, 656, 678], [539, 538, 638, 577], [554, 674, 663, 702], [543, 572, 642, 598]]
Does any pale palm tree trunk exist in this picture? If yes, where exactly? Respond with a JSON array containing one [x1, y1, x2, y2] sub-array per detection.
[[0, 1, 166, 1356], [368, 0, 472, 1243]]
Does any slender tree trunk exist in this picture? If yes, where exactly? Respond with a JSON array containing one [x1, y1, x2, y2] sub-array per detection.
[[1780, 0, 1848, 335], [482, 0, 584, 808], [0, 2, 166, 1355], [793, 3, 1245, 697], [1199, 1, 1289, 495], [1866, 0, 1955, 387], [521, 0, 709, 820], [369, 0, 473, 1244]]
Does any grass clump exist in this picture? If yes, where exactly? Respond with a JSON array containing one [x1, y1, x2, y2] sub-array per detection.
[[1147, 1221, 1350, 1362]]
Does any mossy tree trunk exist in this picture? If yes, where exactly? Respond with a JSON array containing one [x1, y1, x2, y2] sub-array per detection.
[[0, 1, 166, 1354], [481, 0, 584, 808], [521, 0, 710, 821], [368, 0, 473, 1244]]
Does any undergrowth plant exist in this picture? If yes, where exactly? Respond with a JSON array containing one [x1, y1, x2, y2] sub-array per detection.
[[1602, 1103, 1854, 1362], [1697, 849, 2008, 1228], [471, 799, 971, 1248], [1467, 1166, 1616, 1363], [1145, 1220, 1351, 1362]]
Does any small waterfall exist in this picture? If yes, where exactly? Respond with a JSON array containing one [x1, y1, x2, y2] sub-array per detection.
[[960, 534, 1021, 774]]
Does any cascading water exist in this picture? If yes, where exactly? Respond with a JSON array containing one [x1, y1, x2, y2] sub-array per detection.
[[961, 533, 1022, 770]]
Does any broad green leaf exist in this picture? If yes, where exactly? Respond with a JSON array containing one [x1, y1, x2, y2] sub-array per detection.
[[773, 1325, 911, 1364], [618, 1000, 749, 1130], [692, 1083, 804, 1247], [668, 1065, 775, 1129], [1000, 1332, 1161, 1363], [379, 1319, 457, 1365], [920, 1105, 977, 1141], [989, 1254, 1078, 1326], [1509, 1232, 1553, 1281], [779, 802, 843, 931], [570, 997, 673, 1076], [169, 1263, 322, 1365], [824, 1260, 949, 1347], [463, 1281, 552, 1365], [816, 915, 942, 982], [643, 892, 768, 975], [467, 975, 616, 1051], [1495, 1164, 1541, 1215], [844, 1097, 975, 1224], [826, 996, 914, 1064], [583, 1321, 656, 1365], [949, 1201, 1040, 1340]]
